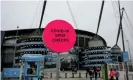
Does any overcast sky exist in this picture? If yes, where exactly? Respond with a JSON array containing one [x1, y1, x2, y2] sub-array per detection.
[[1, 0, 133, 59]]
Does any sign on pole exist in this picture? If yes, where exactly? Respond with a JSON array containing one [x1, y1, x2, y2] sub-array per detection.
[[42, 19, 76, 80]]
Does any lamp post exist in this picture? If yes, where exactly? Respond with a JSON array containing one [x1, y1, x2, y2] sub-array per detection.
[[13, 26, 19, 67], [126, 40, 131, 61]]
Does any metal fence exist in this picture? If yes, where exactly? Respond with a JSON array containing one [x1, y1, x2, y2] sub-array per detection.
[[107, 62, 133, 80], [44, 72, 101, 79], [107, 62, 133, 72]]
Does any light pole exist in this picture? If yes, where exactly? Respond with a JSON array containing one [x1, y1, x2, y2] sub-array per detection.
[[126, 40, 131, 61], [13, 26, 19, 67]]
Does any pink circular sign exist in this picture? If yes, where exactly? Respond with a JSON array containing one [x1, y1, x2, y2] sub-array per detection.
[[42, 20, 76, 53]]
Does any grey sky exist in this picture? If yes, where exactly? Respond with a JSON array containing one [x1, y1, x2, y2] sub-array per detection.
[[1, 0, 133, 59]]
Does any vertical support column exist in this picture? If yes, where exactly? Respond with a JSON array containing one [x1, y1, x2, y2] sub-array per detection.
[[72, 73, 74, 78], [77, 35, 80, 70], [118, 62, 120, 71], [127, 62, 129, 71], [65, 73, 67, 78], [79, 72, 81, 78], [77, 34, 79, 47], [84, 37, 86, 47], [122, 63, 125, 71], [104, 63, 108, 80], [50, 73, 52, 78], [86, 72, 88, 78]]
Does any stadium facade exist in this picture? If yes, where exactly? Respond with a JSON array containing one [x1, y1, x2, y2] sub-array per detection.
[[1, 28, 122, 70]]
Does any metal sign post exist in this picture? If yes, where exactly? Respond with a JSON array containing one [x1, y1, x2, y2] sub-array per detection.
[[56, 53, 60, 80]]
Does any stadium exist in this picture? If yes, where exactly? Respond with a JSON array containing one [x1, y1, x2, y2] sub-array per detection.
[[1, 28, 122, 71]]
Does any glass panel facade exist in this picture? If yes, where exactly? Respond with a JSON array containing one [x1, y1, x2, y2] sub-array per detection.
[[79, 37, 84, 47]]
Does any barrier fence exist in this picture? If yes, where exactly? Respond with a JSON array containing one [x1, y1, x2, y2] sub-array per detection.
[[107, 62, 133, 80], [43, 62, 133, 79], [107, 62, 133, 71], [44, 72, 101, 79]]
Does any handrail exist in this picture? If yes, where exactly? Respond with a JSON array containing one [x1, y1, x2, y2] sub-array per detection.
[[81, 54, 112, 58], [45, 62, 56, 65], [84, 50, 111, 53], [16, 48, 46, 53], [81, 59, 112, 63], [82, 64, 101, 67], [3, 42, 45, 46], [17, 42, 44, 46]]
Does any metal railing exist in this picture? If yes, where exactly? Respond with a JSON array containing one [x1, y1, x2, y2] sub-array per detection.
[[107, 62, 133, 72], [43, 72, 101, 79], [16, 48, 46, 53], [16, 42, 44, 46]]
